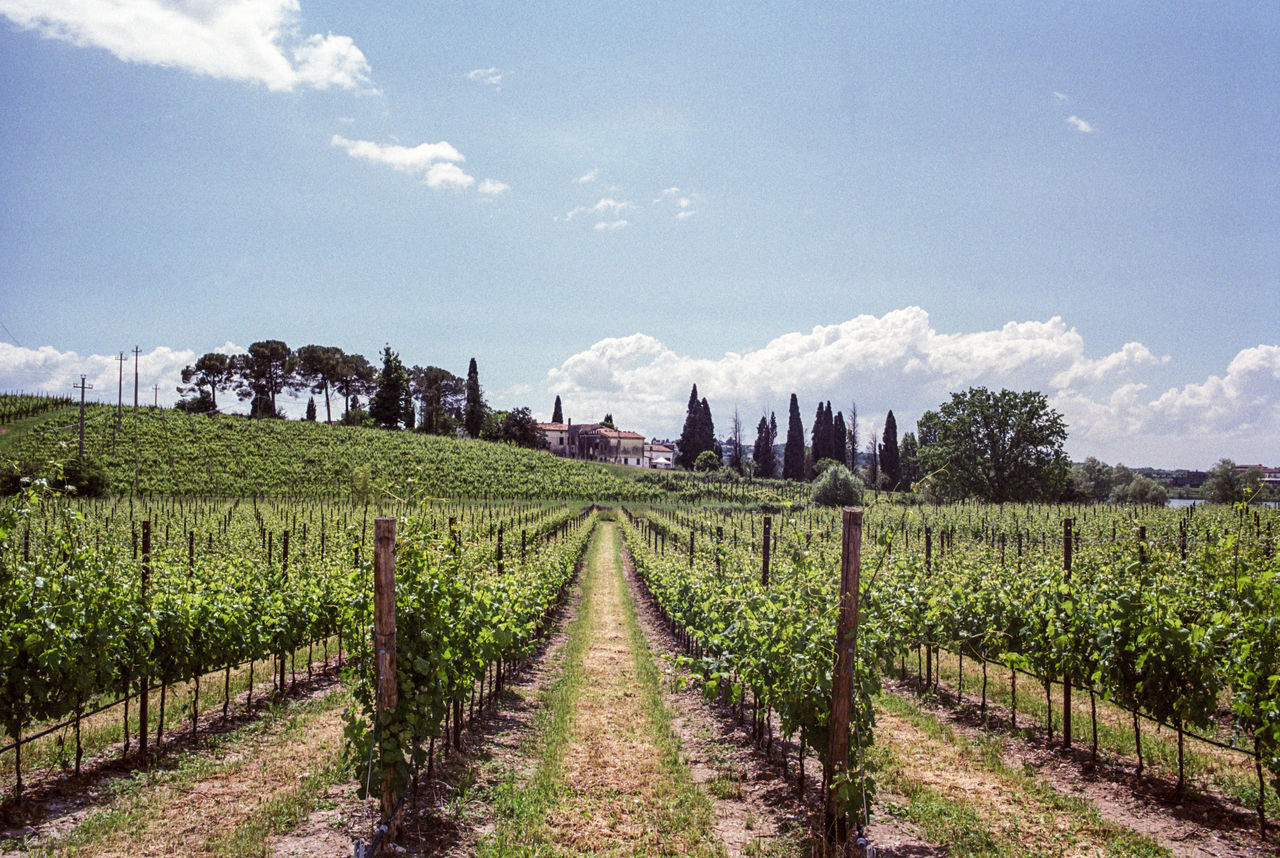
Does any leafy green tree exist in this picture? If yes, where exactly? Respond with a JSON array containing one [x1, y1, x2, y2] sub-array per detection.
[[551, 395, 564, 424], [335, 352, 375, 419], [693, 450, 722, 472], [880, 410, 901, 490], [305, 396, 317, 421], [917, 387, 1069, 502], [233, 341, 297, 417], [409, 365, 464, 435], [178, 352, 235, 412], [370, 346, 411, 430], [782, 393, 806, 481], [753, 414, 777, 478], [296, 344, 345, 424], [1109, 474, 1168, 505], [464, 357, 486, 438], [601, 413, 615, 429], [1070, 456, 1116, 502], [810, 402, 830, 478], [484, 407, 547, 448], [899, 431, 921, 488], [811, 463, 863, 507], [1203, 459, 1243, 504]]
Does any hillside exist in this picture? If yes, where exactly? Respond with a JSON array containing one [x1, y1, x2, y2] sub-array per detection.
[[0, 401, 799, 503]]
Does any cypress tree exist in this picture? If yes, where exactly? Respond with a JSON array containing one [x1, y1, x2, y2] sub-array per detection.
[[305, 396, 317, 421], [881, 410, 902, 490], [832, 410, 847, 467], [752, 415, 777, 478], [551, 395, 563, 424], [811, 402, 827, 467], [676, 384, 702, 469], [464, 357, 485, 438], [371, 346, 410, 430], [699, 397, 716, 460], [782, 394, 806, 481]]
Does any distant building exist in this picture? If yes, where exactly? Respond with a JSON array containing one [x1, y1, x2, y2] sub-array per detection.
[[538, 422, 569, 456], [1236, 464, 1280, 486], [537, 418, 649, 467], [644, 442, 675, 470]]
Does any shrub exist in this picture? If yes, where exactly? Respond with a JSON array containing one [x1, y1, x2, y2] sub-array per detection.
[[811, 464, 863, 507]]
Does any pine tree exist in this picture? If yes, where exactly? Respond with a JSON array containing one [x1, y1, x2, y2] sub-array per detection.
[[370, 346, 410, 429], [464, 357, 485, 438], [305, 396, 317, 421], [782, 394, 806, 481], [676, 384, 702, 469], [881, 410, 902, 489], [832, 411, 847, 467], [551, 395, 563, 424], [753, 415, 777, 477]]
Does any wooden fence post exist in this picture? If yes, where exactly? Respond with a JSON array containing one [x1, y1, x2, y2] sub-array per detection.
[[373, 517, 400, 839], [761, 515, 772, 586], [1063, 518, 1073, 749], [139, 520, 150, 759], [825, 507, 863, 849]]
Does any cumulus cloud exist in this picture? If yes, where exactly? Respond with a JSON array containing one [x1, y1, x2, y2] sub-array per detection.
[[0, 0, 374, 92], [478, 178, 510, 195], [465, 66, 502, 87], [654, 186, 698, 220], [0, 343, 196, 406], [545, 307, 1280, 466], [559, 198, 634, 222], [574, 169, 600, 184], [331, 134, 476, 189], [1066, 115, 1094, 133]]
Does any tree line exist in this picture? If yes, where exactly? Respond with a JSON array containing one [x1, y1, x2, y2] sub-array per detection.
[[177, 341, 545, 448]]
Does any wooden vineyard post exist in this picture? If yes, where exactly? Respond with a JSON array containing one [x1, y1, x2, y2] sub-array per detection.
[[1063, 518, 1073, 749], [761, 515, 772, 586], [825, 507, 863, 850], [139, 521, 150, 760], [372, 517, 401, 840]]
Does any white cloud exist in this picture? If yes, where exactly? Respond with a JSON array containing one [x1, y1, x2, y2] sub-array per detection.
[[676, 210, 696, 221], [545, 307, 1280, 466], [465, 66, 502, 87], [331, 134, 476, 189], [593, 220, 628, 231], [560, 198, 634, 221], [1053, 91, 1069, 102], [654, 185, 698, 220], [0, 343, 195, 406], [574, 169, 599, 184], [0, 0, 373, 92], [1066, 115, 1094, 133], [478, 178, 510, 195]]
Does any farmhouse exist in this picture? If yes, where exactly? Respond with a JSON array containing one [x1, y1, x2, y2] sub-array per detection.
[[536, 419, 658, 468]]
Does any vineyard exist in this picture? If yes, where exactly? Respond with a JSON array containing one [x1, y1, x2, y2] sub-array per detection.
[[2, 419, 1279, 855]]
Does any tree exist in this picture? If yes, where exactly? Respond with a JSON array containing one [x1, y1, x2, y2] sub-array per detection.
[[865, 434, 879, 487], [334, 352, 375, 419], [370, 346, 411, 429], [464, 357, 486, 438], [693, 450, 722, 472], [917, 387, 1070, 502], [728, 408, 745, 474], [234, 340, 296, 416], [305, 396, 317, 421], [1070, 456, 1116, 502], [551, 395, 564, 424], [810, 402, 830, 478], [831, 411, 848, 468], [782, 394, 806, 481], [178, 352, 235, 413], [880, 410, 902, 490], [811, 463, 864, 507], [1203, 459, 1244, 504], [485, 407, 546, 449], [847, 400, 859, 468], [753, 414, 777, 478], [601, 413, 615, 428], [296, 344, 345, 424], [900, 431, 921, 488], [410, 365, 464, 435], [676, 385, 713, 469], [699, 398, 716, 460], [1109, 474, 1168, 506]]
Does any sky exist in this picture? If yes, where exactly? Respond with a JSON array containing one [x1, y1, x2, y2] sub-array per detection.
[[0, 1, 1277, 470]]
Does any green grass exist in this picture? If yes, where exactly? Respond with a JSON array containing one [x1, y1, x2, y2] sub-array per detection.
[[0, 402, 799, 504]]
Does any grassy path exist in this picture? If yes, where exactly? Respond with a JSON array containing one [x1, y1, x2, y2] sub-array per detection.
[[481, 519, 722, 856]]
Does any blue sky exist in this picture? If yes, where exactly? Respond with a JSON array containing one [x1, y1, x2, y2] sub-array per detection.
[[1, 0, 1277, 468]]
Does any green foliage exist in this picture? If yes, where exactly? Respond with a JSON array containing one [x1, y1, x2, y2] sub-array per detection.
[[484, 407, 547, 449], [464, 358, 486, 439], [370, 346, 410, 430], [551, 395, 563, 424], [880, 411, 901, 490], [918, 387, 1069, 502], [693, 450, 722, 472], [752, 414, 777, 479], [1204, 459, 1244, 505], [1108, 474, 1168, 506], [810, 463, 863, 507], [782, 393, 805, 481], [676, 385, 715, 470]]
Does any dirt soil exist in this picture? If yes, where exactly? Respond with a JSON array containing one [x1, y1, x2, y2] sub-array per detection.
[[895, 681, 1279, 858]]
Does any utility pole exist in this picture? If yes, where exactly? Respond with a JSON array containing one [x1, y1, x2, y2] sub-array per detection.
[[73, 375, 93, 462], [116, 352, 124, 428], [132, 346, 141, 409], [153, 383, 159, 407]]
